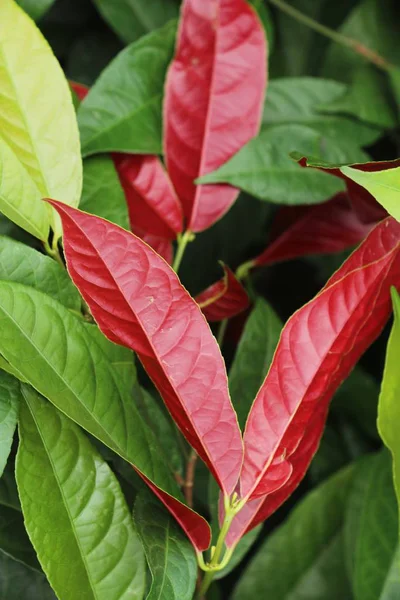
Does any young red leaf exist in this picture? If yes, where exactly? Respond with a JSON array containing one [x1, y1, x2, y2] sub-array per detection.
[[113, 153, 183, 239], [135, 469, 211, 552], [195, 264, 250, 321], [139, 231, 174, 265], [70, 80, 89, 101], [46, 200, 243, 496], [164, 0, 267, 232], [225, 217, 400, 546], [253, 192, 373, 268]]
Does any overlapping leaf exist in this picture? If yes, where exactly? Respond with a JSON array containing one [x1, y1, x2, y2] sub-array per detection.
[[0, 0, 82, 240], [48, 200, 243, 500], [78, 21, 176, 156], [0, 372, 20, 477], [195, 265, 249, 322], [113, 153, 183, 239], [17, 386, 146, 600], [16, 0, 55, 21], [164, 0, 267, 232], [0, 550, 56, 600], [225, 217, 400, 545]]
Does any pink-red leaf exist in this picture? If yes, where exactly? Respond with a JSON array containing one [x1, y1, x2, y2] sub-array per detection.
[[253, 192, 374, 268], [139, 232, 174, 265], [113, 153, 183, 239], [225, 217, 400, 546], [47, 200, 243, 496], [70, 80, 89, 101], [195, 264, 249, 321], [135, 468, 211, 551], [164, 0, 267, 232]]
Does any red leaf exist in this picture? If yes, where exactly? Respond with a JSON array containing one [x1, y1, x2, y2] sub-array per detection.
[[113, 153, 183, 239], [195, 264, 249, 321], [225, 217, 400, 546], [135, 468, 211, 551], [164, 0, 267, 232], [254, 192, 373, 268], [47, 200, 243, 496], [70, 80, 89, 101], [139, 232, 174, 265]]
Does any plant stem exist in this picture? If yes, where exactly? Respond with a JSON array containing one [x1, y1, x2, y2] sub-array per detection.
[[217, 319, 228, 348], [43, 239, 65, 268], [173, 231, 195, 274], [184, 450, 198, 508], [268, 0, 393, 73]]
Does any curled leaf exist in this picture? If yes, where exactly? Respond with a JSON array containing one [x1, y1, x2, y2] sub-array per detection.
[[164, 0, 267, 232], [195, 264, 249, 322]]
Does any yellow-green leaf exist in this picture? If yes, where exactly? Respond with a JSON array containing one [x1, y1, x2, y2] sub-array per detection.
[[341, 166, 400, 222], [0, 0, 82, 239]]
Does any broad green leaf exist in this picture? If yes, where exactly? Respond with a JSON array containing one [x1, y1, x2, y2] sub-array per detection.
[[199, 125, 345, 206], [16, 0, 55, 21], [379, 289, 400, 522], [340, 166, 400, 222], [229, 298, 282, 429], [0, 355, 27, 383], [0, 504, 39, 571], [17, 386, 146, 600], [232, 466, 353, 599], [263, 77, 382, 146], [0, 550, 56, 600], [0, 138, 49, 241], [345, 450, 398, 600], [78, 21, 176, 156], [93, 0, 178, 44], [0, 371, 19, 476], [80, 156, 129, 230], [134, 491, 197, 600], [381, 548, 400, 599], [0, 281, 180, 497], [0, 463, 20, 511], [321, 67, 397, 129], [0, 236, 81, 311], [0, 0, 82, 240]]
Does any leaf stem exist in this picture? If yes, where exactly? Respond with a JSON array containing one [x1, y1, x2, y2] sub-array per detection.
[[43, 239, 65, 268], [268, 0, 393, 72], [217, 319, 228, 349], [184, 450, 198, 508], [173, 231, 195, 274]]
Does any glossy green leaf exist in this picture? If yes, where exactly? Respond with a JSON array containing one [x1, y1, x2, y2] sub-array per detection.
[[0, 504, 39, 571], [16, 0, 55, 21], [0, 463, 20, 511], [0, 355, 27, 384], [0, 138, 49, 241], [232, 466, 353, 599], [0, 236, 81, 311], [0, 281, 180, 497], [379, 289, 400, 524], [199, 125, 345, 206], [78, 21, 176, 156], [345, 450, 398, 600], [321, 67, 397, 129], [134, 491, 197, 600], [93, 0, 178, 44], [17, 386, 146, 600], [0, 371, 19, 477], [229, 298, 282, 429], [263, 77, 381, 146], [80, 156, 129, 230], [341, 165, 400, 222], [0, 550, 56, 600], [0, 0, 82, 240]]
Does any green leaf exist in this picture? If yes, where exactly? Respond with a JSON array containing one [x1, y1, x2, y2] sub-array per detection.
[[80, 156, 129, 230], [0, 371, 19, 477], [381, 548, 400, 599], [321, 67, 397, 129], [199, 125, 345, 206], [340, 165, 400, 222], [0, 138, 49, 241], [134, 491, 197, 600], [0, 0, 82, 240], [17, 386, 146, 600], [78, 21, 176, 157], [378, 288, 400, 525], [232, 466, 353, 599], [0, 550, 56, 600], [0, 462, 20, 511], [263, 77, 381, 146], [345, 450, 398, 600], [0, 281, 180, 497], [16, 0, 55, 21], [229, 298, 282, 429], [0, 504, 39, 571], [92, 0, 178, 45], [0, 236, 81, 311]]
